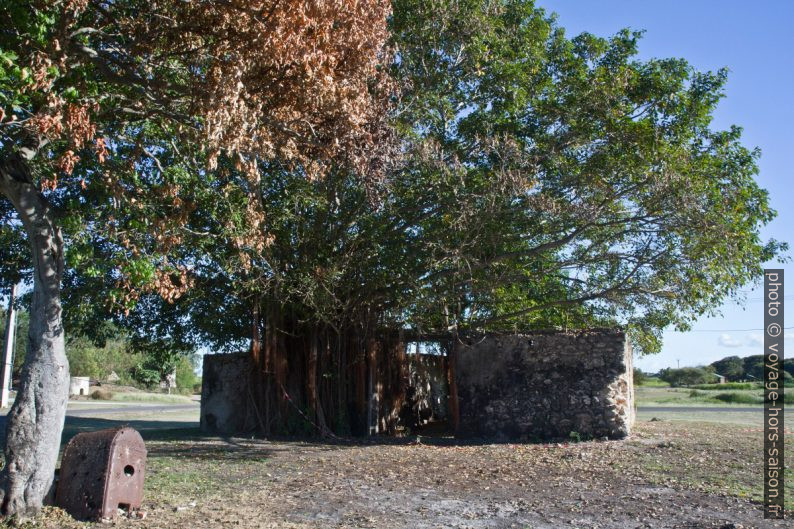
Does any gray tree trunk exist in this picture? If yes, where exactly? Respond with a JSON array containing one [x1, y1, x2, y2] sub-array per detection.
[[0, 154, 70, 516]]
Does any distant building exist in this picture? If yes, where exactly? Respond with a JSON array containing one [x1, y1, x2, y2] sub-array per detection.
[[69, 376, 90, 397]]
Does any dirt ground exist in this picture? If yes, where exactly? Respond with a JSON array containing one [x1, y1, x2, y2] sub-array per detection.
[[16, 419, 792, 529]]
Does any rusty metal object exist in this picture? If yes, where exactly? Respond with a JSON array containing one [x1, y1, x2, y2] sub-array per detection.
[[56, 426, 147, 520]]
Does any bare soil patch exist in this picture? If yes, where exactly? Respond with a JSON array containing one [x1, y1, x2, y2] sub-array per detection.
[[10, 420, 793, 529]]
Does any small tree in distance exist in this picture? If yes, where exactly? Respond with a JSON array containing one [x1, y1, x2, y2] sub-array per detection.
[[710, 355, 745, 382], [659, 367, 716, 387]]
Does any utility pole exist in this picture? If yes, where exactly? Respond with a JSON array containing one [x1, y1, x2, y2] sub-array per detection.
[[1, 283, 17, 408], [676, 358, 680, 369]]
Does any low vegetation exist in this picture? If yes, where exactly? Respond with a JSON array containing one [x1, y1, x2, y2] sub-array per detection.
[[637, 385, 793, 406], [635, 376, 669, 387], [109, 392, 194, 404], [4, 418, 791, 528], [689, 382, 756, 390], [635, 354, 794, 390], [1, 310, 201, 394], [89, 389, 113, 400]]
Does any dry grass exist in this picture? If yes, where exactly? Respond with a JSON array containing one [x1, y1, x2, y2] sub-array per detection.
[[5, 418, 791, 528], [90, 388, 113, 400]]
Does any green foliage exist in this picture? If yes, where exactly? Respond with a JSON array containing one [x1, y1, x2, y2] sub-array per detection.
[[633, 368, 647, 385], [784, 358, 794, 378], [659, 367, 716, 387], [709, 356, 745, 381], [713, 393, 764, 404], [690, 382, 756, 390], [3, 0, 785, 371], [66, 335, 134, 381], [742, 355, 765, 380], [637, 377, 669, 387], [387, 0, 785, 352], [130, 364, 161, 389], [175, 355, 198, 393]]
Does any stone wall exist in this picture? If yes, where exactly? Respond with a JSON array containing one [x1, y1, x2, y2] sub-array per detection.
[[455, 330, 634, 440], [200, 353, 254, 434]]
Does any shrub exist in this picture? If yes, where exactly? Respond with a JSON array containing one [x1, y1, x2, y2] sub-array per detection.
[[659, 367, 715, 387], [175, 356, 198, 391], [709, 356, 745, 382], [91, 389, 113, 400], [713, 392, 762, 405], [690, 382, 755, 390]]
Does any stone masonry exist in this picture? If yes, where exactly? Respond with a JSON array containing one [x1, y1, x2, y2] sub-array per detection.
[[455, 330, 634, 440], [200, 353, 254, 434], [201, 330, 635, 440]]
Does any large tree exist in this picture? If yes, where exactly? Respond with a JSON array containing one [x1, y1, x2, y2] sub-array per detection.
[[389, 0, 783, 349], [70, 0, 784, 436], [3, 0, 784, 496], [0, 0, 390, 515]]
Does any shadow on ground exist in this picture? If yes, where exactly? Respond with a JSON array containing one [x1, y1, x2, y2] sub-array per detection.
[[0, 414, 202, 447], [0, 413, 614, 456]]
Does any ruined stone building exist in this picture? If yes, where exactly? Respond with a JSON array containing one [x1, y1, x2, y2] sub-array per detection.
[[200, 329, 634, 440]]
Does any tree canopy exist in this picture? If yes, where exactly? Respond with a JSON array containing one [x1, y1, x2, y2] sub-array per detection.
[[0, 0, 392, 515], [0, 0, 786, 515], [58, 0, 784, 357]]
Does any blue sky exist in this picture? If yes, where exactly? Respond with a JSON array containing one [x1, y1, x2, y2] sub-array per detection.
[[539, 0, 793, 372]]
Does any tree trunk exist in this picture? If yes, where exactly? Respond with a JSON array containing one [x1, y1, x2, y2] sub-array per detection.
[[0, 155, 70, 516], [386, 334, 407, 434], [366, 337, 378, 435], [446, 338, 460, 433], [306, 332, 327, 433], [306, 332, 318, 422]]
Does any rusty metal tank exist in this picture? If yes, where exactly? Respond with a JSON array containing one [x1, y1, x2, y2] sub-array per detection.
[[56, 426, 147, 520]]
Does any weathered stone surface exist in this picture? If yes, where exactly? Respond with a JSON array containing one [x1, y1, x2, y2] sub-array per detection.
[[200, 353, 253, 434], [455, 330, 634, 440]]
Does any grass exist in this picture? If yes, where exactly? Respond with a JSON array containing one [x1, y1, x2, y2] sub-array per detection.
[[3, 414, 793, 527], [109, 391, 194, 404], [620, 421, 794, 512], [635, 408, 766, 427], [713, 391, 793, 405], [689, 382, 757, 390], [711, 392, 763, 405], [636, 377, 669, 387], [637, 385, 794, 407]]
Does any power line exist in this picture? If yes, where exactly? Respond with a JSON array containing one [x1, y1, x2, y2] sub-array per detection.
[[675, 326, 794, 333], [739, 295, 794, 302]]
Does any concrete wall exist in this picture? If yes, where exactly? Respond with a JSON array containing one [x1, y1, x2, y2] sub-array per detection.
[[455, 330, 634, 440], [200, 353, 253, 434]]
